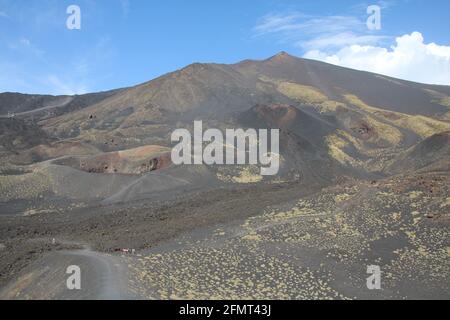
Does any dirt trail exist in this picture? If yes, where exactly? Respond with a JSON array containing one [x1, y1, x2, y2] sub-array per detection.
[[0, 97, 74, 118], [0, 248, 138, 300]]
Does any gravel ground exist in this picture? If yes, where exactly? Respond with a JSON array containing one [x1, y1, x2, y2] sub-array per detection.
[[0, 181, 317, 292]]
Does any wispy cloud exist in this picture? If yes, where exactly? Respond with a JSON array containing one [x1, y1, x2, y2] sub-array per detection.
[[44, 75, 88, 95], [0, 62, 30, 92], [350, 0, 397, 11], [0, 1, 118, 95], [119, 0, 130, 18], [302, 32, 386, 49], [8, 37, 45, 56], [0, 11, 7, 18], [0, 61, 89, 95], [254, 14, 363, 36], [1, 33, 117, 95], [253, 11, 388, 50]]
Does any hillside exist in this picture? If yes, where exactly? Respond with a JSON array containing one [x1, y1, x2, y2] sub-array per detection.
[[0, 52, 449, 300], [1, 52, 449, 213]]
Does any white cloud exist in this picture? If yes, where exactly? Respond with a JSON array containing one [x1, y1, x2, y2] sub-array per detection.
[[304, 32, 450, 85], [0, 11, 7, 18], [253, 12, 386, 50], [254, 8, 450, 86]]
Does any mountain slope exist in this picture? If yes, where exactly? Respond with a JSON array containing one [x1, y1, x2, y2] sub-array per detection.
[[0, 90, 122, 119], [233, 52, 450, 116], [388, 131, 450, 173], [33, 52, 449, 150], [1, 52, 449, 213]]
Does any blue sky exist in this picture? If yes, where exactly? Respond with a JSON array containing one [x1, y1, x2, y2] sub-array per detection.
[[1, 0, 449, 95]]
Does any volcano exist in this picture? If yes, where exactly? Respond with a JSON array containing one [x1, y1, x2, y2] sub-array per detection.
[[0, 53, 449, 300]]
